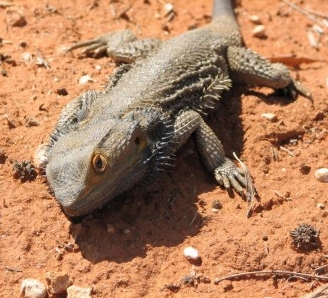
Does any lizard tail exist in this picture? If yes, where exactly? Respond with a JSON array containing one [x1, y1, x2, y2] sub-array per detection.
[[212, 0, 238, 27]]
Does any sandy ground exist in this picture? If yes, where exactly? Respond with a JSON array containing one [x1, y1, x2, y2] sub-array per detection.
[[1, 0, 328, 297]]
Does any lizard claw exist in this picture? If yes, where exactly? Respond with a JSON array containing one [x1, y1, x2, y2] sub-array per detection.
[[64, 30, 137, 58], [65, 36, 112, 57], [214, 158, 247, 198], [277, 79, 312, 101]]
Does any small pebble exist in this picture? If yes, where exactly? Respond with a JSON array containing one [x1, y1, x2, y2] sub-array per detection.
[[67, 285, 92, 298], [317, 203, 325, 209], [25, 117, 40, 127], [307, 30, 318, 49], [5, 7, 27, 27], [312, 24, 324, 35], [1, 68, 7, 76], [249, 15, 262, 24], [0, 147, 5, 158], [261, 113, 277, 122], [19, 40, 28, 47], [164, 3, 174, 14], [212, 208, 219, 213], [21, 52, 33, 63], [20, 278, 47, 298], [79, 75, 95, 84], [56, 88, 68, 96], [183, 246, 199, 260], [211, 199, 222, 209], [299, 164, 311, 175], [315, 168, 328, 182], [252, 25, 266, 38], [45, 271, 71, 294]]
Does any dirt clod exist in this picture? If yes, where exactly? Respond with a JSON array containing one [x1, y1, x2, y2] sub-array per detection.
[[290, 224, 320, 250]]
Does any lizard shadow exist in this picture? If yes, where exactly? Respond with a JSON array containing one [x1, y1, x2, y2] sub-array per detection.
[[68, 88, 247, 264], [68, 156, 219, 264]]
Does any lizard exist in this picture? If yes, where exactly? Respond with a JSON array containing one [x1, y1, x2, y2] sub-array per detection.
[[36, 0, 311, 218]]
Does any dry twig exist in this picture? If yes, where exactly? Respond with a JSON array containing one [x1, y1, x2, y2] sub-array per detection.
[[282, 0, 328, 20], [214, 270, 328, 284], [281, 0, 318, 23]]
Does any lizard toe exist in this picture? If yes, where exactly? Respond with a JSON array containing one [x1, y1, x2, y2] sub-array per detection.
[[214, 159, 247, 197]]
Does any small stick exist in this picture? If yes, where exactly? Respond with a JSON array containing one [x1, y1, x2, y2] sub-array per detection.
[[109, 0, 116, 17], [282, 0, 328, 19], [214, 270, 328, 284], [274, 191, 284, 198], [36, 50, 51, 69], [0, 1, 13, 8], [314, 264, 328, 274], [5, 266, 22, 272], [189, 211, 198, 227], [280, 146, 294, 157], [271, 146, 279, 162], [281, 0, 318, 23]]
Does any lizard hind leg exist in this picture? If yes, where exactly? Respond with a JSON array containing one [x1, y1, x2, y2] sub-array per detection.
[[227, 46, 311, 99], [65, 29, 162, 63]]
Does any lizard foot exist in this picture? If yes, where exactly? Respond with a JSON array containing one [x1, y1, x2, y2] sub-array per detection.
[[214, 156, 259, 206], [276, 79, 312, 101], [64, 30, 136, 58]]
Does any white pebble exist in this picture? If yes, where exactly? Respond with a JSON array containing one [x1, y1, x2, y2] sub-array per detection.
[[21, 52, 33, 63], [249, 15, 262, 24], [20, 279, 47, 298], [164, 3, 174, 14], [261, 113, 277, 122], [252, 25, 266, 38], [183, 246, 199, 260], [307, 30, 318, 48], [79, 75, 95, 84], [67, 285, 92, 298], [317, 203, 325, 209], [315, 168, 328, 182], [312, 24, 324, 35]]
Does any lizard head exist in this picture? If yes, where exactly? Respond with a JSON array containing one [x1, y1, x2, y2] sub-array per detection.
[[45, 110, 172, 217]]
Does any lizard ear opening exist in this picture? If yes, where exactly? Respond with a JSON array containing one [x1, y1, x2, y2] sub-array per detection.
[[92, 153, 107, 174], [134, 136, 141, 145]]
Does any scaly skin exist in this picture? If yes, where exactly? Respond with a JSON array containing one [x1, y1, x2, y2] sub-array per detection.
[[37, 0, 310, 217]]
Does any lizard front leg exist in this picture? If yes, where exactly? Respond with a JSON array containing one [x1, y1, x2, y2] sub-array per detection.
[[171, 109, 250, 198], [65, 29, 163, 63]]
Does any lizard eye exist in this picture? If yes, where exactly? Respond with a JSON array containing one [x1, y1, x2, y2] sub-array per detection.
[[92, 153, 107, 174]]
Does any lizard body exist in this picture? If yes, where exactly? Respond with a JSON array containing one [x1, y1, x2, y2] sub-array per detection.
[[38, 0, 310, 217]]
